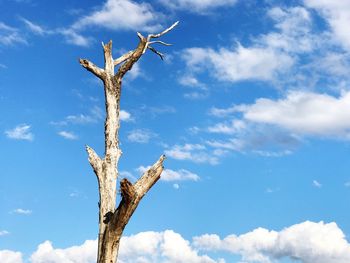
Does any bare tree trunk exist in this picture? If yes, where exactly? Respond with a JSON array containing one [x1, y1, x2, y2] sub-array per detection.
[[79, 22, 178, 263]]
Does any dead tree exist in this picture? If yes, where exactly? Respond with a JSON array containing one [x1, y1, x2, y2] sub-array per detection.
[[79, 22, 178, 263]]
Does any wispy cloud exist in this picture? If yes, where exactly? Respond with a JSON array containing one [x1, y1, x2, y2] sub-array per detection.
[[0, 22, 27, 46], [58, 131, 78, 140], [51, 106, 103, 126], [0, 230, 9, 236], [5, 124, 34, 141], [137, 166, 200, 182], [313, 180, 322, 188], [127, 129, 156, 143], [160, 0, 237, 14], [165, 143, 219, 165], [11, 208, 32, 215]]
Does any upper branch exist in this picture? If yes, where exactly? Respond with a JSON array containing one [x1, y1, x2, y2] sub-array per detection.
[[134, 154, 166, 196], [115, 21, 179, 79], [147, 21, 179, 39], [79, 59, 106, 80], [114, 51, 133, 66]]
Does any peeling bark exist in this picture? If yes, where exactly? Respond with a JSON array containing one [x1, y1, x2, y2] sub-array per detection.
[[79, 22, 178, 263]]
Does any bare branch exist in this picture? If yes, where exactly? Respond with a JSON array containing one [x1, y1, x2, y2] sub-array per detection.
[[148, 21, 179, 39], [114, 51, 133, 66], [86, 145, 102, 175], [148, 46, 164, 60], [148, 40, 172, 46], [79, 59, 105, 80], [134, 155, 166, 196]]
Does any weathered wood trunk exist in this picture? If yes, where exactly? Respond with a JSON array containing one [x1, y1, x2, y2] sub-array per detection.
[[79, 22, 178, 263]]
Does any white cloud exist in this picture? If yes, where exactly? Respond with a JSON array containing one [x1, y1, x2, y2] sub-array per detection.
[[0, 250, 23, 263], [160, 0, 237, 14], [126, 62, 142, 81], [182, 45, 293, 83], [0, 230, 9, 236], [304, 0, 350, 50], [5, 124, 34, 141], [313, 180, 322, 188], [72, 0, 161, 32], [127, 129, 155, 143], [262, 6, 316, 54], [194, 221, 350, 263], [208, 119, 246, 134], [162, 169, 200, 182], [120, 110, 132, 122], [8, 221, 350, 263], [28, 231, 221, 263], [138, 166, 200, 182], [52, 106, 103, 126], [58, 131, 78, 140], [30, 240, 97, 263], [173, 183, 180, 189], [21, 18, 49, 35], [59, 28, 91, 47], [165, 143, 219, 165], [234, 90, 350, 138], [0, 22, 27, 46], [179, 6, 334, 88], [20, 17, 91, 47], [11, 208, 32, 215]]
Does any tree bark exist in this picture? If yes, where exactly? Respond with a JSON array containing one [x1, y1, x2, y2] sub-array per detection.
[[79, 22, 178, 263]]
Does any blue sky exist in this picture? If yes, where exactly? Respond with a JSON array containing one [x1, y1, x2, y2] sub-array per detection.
[[1, 0, 350, 262]]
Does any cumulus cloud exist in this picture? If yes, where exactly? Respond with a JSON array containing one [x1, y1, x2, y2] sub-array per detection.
[[0, 250, 23, 263], [160, 0, 237, 14], [27, 231, 220, 263], [181, 45, 293, 83], [165, 143, 219, 165], [204, 89, 350, 156], [194, 221, 350, 263], [234, 90, 350, 138], [179, 6, 317, 85], [72, 0, 161, 32], [30, 240, 96, 263], [4, 221, 350, 263], [5, 124, 34, 141], [21, 0, 162, 47]]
